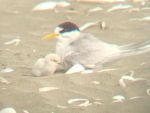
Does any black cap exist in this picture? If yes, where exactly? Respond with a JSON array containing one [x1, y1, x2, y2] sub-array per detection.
[[58, 22, 80, 34]]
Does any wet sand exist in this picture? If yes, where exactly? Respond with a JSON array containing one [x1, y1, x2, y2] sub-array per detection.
[[0, 0, 150, 113]]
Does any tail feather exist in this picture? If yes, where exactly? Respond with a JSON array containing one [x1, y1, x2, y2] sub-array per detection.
[[119, 41, 150, 54]]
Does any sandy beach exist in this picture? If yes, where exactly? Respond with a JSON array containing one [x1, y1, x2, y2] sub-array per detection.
[[0, 0, 150, 113]]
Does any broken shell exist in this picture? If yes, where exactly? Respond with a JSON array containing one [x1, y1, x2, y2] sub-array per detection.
[[134, 78, 149, 82], [120, 70, 149, 87], [121, 75, 135, 81], [141, 7, 150, 11], [32, 1, 57, 11], [4, 40, 14, 45], [107, 4, 133, 12], [39, 87, 59, 92], [65, 64, 85, 75], [88, 7, 103, 13], [81, 70, 93, 74], [91, 81, 100, 85], [57, 105, 67, 109], [0, 68, 13, 73], [141, 62, 148, 65], [4, 38, 21, 45], [100, 21, 106, 30], [125, 8, 140, 12], [33, 50, 36, 52], [130, 8, 140, 12], [147, 89, 150, 96], [0, 76, 9, 84], [119, 78, 126, 87], [94, 102, 102, 105], [57, 1, 70, 7], [68, 98, 90, 107], [112, 95, 125, 100], [0, 107, 16, 113], [68, 98, 86, 104], [140, 16, 150, 21], [79, 101, 91, 107], [79, 21, 100, 31], [124, 70, 134, 77], [23, 110, 29, 113], [129, 96, 143, 100], [13, 39, 21, 45], [98, 68, 116, 73], [111, 99, 123, 104]]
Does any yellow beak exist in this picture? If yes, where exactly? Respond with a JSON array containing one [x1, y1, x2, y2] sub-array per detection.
[[42, 33, 59, 40]]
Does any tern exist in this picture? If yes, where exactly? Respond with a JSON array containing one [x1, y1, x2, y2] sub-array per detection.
[[42, 22, 150, 69], [32, 53, 61, 77]]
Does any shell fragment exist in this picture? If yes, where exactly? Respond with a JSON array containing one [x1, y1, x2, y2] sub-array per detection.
[[141, 7, 150, 11], [91, 81, 100, 85], [57, 105, 67, 109], [112, 95, 125, 104], [57, 1, 70, 7], [23, 110, 29, 113], [119, 78, 126, 87], [111, 99, 123, 104], [32, 1, 57, 11], [39, 87, 59, 92], [79, 21, 101, 31], [81, 70, 93, 74], [98, 68, 116, 73], [129, 96, 143, 100], [4, 38, 21, 45], [88, 7, 103, 13], [94, 102, 102, 105], [119, 70, 149, 87], [147, 89, 150, 96], [0, 107, 16, 113], [0, 68, 14, 73], [112, 95, 125, 100], [107, 4, 133, 12], [68, 98, 90, 107], [100, 21, 106, 30], [32, 1, 70, 11], [0, 76, 9, 84], [65, 64, 85, 75], [140, 16, 150, 21]]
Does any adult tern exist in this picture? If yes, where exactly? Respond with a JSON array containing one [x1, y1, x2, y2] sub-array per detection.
[[42, 22, 150, 69]]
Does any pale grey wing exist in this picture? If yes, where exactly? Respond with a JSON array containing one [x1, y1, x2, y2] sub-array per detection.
[[64, 33, 120, 68], [119, 40, 150, 52], [118, 40, 150, 58]]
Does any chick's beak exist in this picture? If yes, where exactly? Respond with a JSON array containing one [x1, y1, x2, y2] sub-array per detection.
[[58, 62, 61, 65], [42, 33, 59, 40]]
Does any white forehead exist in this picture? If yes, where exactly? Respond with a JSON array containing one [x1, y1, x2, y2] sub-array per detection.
[[54, 27, 63, 34]]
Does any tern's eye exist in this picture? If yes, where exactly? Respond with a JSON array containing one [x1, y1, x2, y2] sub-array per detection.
[[53, 60, 57, 63], [60, 28, 67, 33]]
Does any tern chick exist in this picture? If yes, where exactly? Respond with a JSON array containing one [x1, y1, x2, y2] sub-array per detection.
[[32, 53, 61, 77]]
